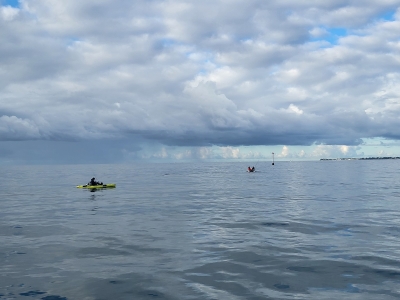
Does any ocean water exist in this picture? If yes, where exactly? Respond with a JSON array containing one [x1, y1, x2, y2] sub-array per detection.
[[0, 160, 400, 300]]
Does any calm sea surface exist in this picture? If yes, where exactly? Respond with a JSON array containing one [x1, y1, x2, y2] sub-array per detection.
[[1, 161, 400, 300]]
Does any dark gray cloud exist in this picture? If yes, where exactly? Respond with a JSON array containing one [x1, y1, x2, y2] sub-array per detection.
[[1, 1, 400, 163], [0, 139, 144, 165]]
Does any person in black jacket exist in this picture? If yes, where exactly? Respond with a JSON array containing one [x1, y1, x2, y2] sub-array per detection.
[[89, 177, 103, 185]]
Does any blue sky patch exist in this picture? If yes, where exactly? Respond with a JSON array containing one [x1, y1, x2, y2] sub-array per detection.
[[325, 28, 347, 44], [310, 27, 347, 45], [160, 38, 179, 48], [378, 10, 395, 21], [1, 0, 19, 8]]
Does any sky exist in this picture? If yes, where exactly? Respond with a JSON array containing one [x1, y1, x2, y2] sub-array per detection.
[[1, 0, 400, 164]]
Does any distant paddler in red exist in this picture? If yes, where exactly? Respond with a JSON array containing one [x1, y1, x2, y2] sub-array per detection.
[[248, 166, 255, 172]]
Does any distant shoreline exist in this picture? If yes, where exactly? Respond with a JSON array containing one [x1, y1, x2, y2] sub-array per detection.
[[320, 157, 400, 161]]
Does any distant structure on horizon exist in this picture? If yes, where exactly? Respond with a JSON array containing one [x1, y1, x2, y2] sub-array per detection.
[[320, 157, 400, 161]]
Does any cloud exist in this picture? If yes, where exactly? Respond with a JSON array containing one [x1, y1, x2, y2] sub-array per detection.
[[1, 0, 400, 163], [311, 144, 361, 158], [280, 146, 290, 157], [1, 5, 19, 21], [0, 115, 43, 140]]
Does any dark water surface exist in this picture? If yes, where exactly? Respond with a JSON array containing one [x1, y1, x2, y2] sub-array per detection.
[[1, 161, 400, 299]]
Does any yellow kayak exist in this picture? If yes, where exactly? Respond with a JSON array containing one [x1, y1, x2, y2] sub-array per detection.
[[76, 183, 116, 189]]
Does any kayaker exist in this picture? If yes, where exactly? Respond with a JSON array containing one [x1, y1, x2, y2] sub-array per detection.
[[89, 177, 102, 185]]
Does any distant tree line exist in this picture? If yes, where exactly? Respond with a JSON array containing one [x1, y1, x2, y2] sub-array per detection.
[[320, 157, 400, 161]]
